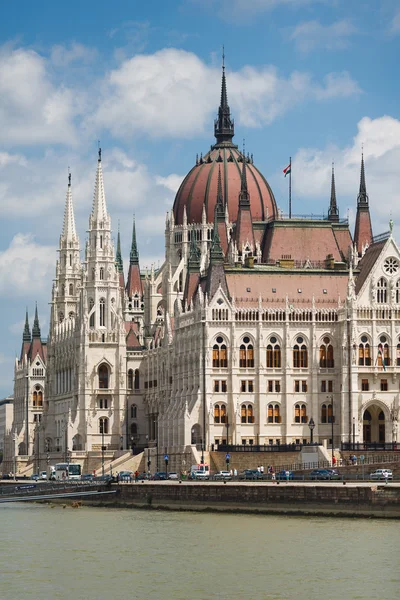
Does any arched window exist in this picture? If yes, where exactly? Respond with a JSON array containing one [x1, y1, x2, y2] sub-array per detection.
[[99, 267, 104, 280], [214, 404, 221, 423], [358, 336, 371, 366], [61, 284, 65, 297], [99, 417, 108, 434], [89, 298, 95, 328], [241, 404, 255, 424], [321, 403, 327, 423], [59, 312, 64, 323], [396, 281, 400, 304], [131, 404, 137, 419], [213, 336, 228, 368], [69, 283, 73, 296], [134, 369, 140, 390], [98, 364, 109, 389], [319, 337, 334, 368], [293, 337, 308, 368], [38, 390, 43, 406], [92, 268, 95, 281], [268, 404, 281, 423], [127, 369, 133, 390], [295, 403, 308, 423], [240, 336, 254, 368], [378, 335, 391, 367], [397, 338, 400, 366], [377, 278, 387, 303], [33, 390, 37, 407], [99, 298, 105, 327], [69, 254, 72, 266], [266, 337, 281, 368], [220, 404, 227, 423]]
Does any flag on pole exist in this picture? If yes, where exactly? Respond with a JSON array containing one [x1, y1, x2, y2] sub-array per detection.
[[377, 344, 387, 371], [283, 163, 291, 177]]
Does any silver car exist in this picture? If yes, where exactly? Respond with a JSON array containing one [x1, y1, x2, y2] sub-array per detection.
[[370, 469, 393, 480]]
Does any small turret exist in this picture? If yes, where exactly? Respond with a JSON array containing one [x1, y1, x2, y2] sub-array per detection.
[[32, 303, 41, 338], [354, 153, 373, 255], [23, 309, 31, 342], [328, 164, 339, 222]]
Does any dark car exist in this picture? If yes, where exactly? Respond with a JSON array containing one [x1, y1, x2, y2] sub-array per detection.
[[309, 469, 340, 481], [80, 473, 93, 481], [31, 474, 40, 481], [276, 470, 294, 480], [137, 472, 150, 480], [152, 472, 168, 480], [239, 469, 263, 481]]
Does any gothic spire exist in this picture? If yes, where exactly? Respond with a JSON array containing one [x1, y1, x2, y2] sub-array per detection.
[[328, 163, 339, 222], [214, 49, 235, 146], [215, 165, 225, 220], [61, 170, 77, 241], [116, 224, 124, 273], [130, 217, 139, 265], [91, 147, 108, 222], [210, 209, 225, 263], [239, 147, 250, 207], [188, 229, 201, 270], [357, 152, 369, 206], [32, 303, 41, 338], [23, 308, 31, 342]]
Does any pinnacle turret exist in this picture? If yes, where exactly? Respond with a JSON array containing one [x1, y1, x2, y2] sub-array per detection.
[[210, 210, 225, 263], [188, 229, 201, 270], [92, 147, 108, 222], [357, 153, 369, 206], [32, 303, 41, 338], [61, 172, 77, 242], [215, 166, 225, 220], [328, 164, 339, 222], [130, 217, 139, 265], [239, 151, 250, 207], [116, 226, 124, 273], [214, 50, 235, 146], [23, 309, 31, 342]]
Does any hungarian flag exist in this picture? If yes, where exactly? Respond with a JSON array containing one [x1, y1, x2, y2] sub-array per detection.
[[283, 163, 291, 177], [377, 344, 387, 371]]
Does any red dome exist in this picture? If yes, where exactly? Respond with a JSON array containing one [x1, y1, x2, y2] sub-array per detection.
[[173, 145, 277, 226]]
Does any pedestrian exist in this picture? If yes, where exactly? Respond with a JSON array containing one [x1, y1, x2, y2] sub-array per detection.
[[233, 468, 237, 478], [134, 470, 139, 482], [271, 466, 275, 481], [230, 468, 233, 477], [257, 465, 261, 473], [332, 456, 337, 467], [260, 465, 264, 474]]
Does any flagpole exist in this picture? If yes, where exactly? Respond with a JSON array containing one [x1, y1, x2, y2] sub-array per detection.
[[289, 156, 292, 219]]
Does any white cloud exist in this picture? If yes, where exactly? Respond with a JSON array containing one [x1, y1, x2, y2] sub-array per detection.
[[289, 19, 357, 53], [92, 48, 361, 137], [0, 46, 83, 146], [50, 42, 97, 67], [0, 234, 55, 297], [191, 0, 323, 22], [288, 116, 400, 232], [156, 174, 185, 193], [390, 12, 400, 34]]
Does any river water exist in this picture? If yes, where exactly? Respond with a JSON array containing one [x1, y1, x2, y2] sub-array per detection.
[[0, 503, 399, 600]]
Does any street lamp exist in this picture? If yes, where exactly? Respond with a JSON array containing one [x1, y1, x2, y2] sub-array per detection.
[[12, 432, 17, 480], [308, 417, 315, 444], [101, 423, 105, 476], [352, 416, 356, 450], [327, 395, 335, 464], [146, 435, 151, 476], [120, 435, 123, 451], [225, 418, 230, 446]]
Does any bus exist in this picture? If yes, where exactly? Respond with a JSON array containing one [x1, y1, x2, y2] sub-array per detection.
[[49, 463, 82, 481]]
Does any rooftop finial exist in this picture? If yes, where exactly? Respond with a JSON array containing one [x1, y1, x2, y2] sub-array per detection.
[[328, 161, 339, 221], [130, 215, 139, 265], [239, 140, 249, 206], [32, 302, 41, 338], [357, 150, 368, 206], [23, 308, 31, 343], [98, 141, 102, 162], [214, 48, 234, 146], [68, 167, 71, 186], [116, 221, 124, 273]]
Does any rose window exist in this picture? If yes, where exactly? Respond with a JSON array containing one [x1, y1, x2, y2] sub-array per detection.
[[384, 257, 399, 275]]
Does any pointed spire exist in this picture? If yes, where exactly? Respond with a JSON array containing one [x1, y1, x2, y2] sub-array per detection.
[[23, 308, 31, 342], [62, 170, 77, 241], [116, 223, 124, 273], [214, 48, 235, 146], [130, 216, 139, 265], [215, 165, 225, 220], [210, 210, 225, 263], [91, 147, 108, 221], [188, 229, 201, 270], [357, 152, 369, 206], [328, 163, 339, 222], [239, 143, 250, 207], [32, 303, 41, 338]]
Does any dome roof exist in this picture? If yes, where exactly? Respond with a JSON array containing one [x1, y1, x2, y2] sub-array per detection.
[[173, 146, 277, 226], [172, 61, 277, 226]]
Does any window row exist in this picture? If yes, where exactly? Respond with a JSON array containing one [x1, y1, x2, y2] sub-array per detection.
[[358, 336, 400, 366], [212, 379, 333, 393], [213, 403, 307, 424], [213, 336, 334, 369], [361, 378, 389, 392], [32, 385, 43, 407], [127, 369, 140, 390]]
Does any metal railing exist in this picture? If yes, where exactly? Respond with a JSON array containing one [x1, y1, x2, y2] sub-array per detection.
[[341, 442, 399, 452], [216, 443, 319, 453]]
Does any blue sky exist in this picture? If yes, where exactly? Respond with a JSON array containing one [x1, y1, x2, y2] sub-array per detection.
[[0, 0, 400, 396]]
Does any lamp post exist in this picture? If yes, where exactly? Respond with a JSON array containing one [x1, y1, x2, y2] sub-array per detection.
[[225, 418, 230, 446], [308, 417, 315, 444], [201, 318, 206, 465], [352, 416, 356, 450], [327, 395, 334, 464], [13, 432, 17, 480], [120, 435, 123, 451], [146, 435, 151, 477], [101, 424, 105, 477]]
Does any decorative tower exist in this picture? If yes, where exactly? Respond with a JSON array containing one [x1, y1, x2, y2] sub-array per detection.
[[328, 163, 339, 222], [214, 50, 235, 146], [116, 225, 125, 290], [354, 153, 373, 255], [21, 309, 31, 360], [234, 151, 255, 262], [51, 172, 81, 333], [125, 217, 144, 330]]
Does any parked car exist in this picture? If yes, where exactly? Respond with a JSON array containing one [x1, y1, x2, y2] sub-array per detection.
[[152, 472, 168, 480], [309, 469, 340, 480], [370, 469, 393, 481], [80, 473, 93, 481], [191, 470, 210, 481], [213, 471, 232, 481], [276, 470, 294, 480], [239, 469, 263, 481], [168, 472, 179, 480], [40, 471, 47, 480], [137, 472, 150, 480], [31, 473, 40, 481]]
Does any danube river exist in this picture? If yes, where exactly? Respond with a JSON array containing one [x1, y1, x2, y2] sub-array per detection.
[[1, 503, 399, 600]]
